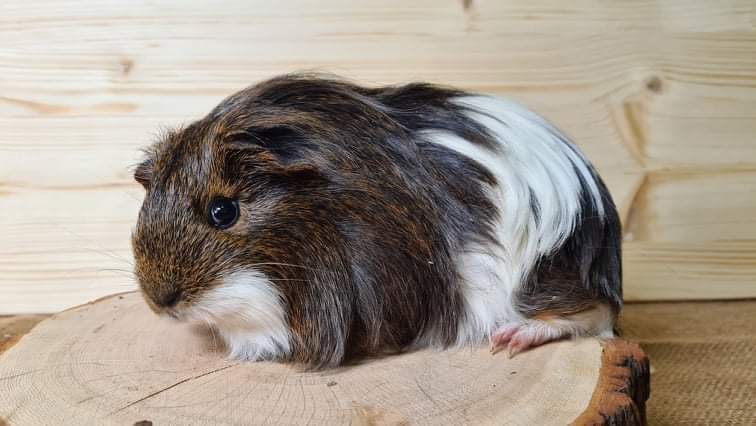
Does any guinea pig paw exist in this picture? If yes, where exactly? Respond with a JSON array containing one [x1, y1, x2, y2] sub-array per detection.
[[490, 321, 566, 358], [489, 324, 522, 354]]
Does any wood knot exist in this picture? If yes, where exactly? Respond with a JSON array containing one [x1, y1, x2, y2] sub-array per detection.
[[120, 58, 134, 76], [644, 76, 663, 93], [461, 0, 473, 11]]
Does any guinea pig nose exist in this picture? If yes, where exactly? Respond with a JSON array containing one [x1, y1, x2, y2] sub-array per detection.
[[154, 288, 183, 309]]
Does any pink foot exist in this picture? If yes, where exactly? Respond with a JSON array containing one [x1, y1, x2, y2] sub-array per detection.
[[490, 321, 567, 358]]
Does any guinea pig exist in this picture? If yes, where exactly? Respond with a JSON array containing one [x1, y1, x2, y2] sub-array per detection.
[[132, 73, 622, 369]]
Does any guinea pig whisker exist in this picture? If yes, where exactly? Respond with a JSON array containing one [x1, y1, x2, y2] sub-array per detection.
[[58, 225, 134, 267], [55, 266, 119, 280], [97, 268, 136, 278], [83, 246, 134, 267]]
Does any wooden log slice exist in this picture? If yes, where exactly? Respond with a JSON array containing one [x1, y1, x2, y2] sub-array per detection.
[[0, 293, 648, 425]]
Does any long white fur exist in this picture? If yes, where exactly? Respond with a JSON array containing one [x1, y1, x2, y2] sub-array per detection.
[[189, 270, 291, 361], [425, 95, 607, 344]]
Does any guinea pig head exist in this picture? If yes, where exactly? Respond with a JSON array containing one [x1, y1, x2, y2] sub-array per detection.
[[130, 91, 339, 362]]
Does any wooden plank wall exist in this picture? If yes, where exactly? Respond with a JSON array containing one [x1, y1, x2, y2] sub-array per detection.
[[1, 1, 755, 313]]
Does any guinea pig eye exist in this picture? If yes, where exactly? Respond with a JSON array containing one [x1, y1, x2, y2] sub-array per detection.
[[207, 197, 239, 229]]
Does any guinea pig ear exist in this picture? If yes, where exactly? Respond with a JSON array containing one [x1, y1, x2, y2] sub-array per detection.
[[235, 125, 324, 179], [133, 157, 153, 189], [252, 126, 305, 164]]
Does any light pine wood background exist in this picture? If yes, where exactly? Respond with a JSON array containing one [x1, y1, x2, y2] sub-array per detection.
[[1, 1, 755, 314]]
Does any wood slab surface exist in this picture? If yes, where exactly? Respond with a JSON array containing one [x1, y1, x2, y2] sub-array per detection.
[[0, 292, 648, 425]]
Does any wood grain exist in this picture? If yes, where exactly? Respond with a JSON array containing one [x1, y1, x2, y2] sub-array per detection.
[[1, 0, 755, 312], [0, 292, 648, 425]]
